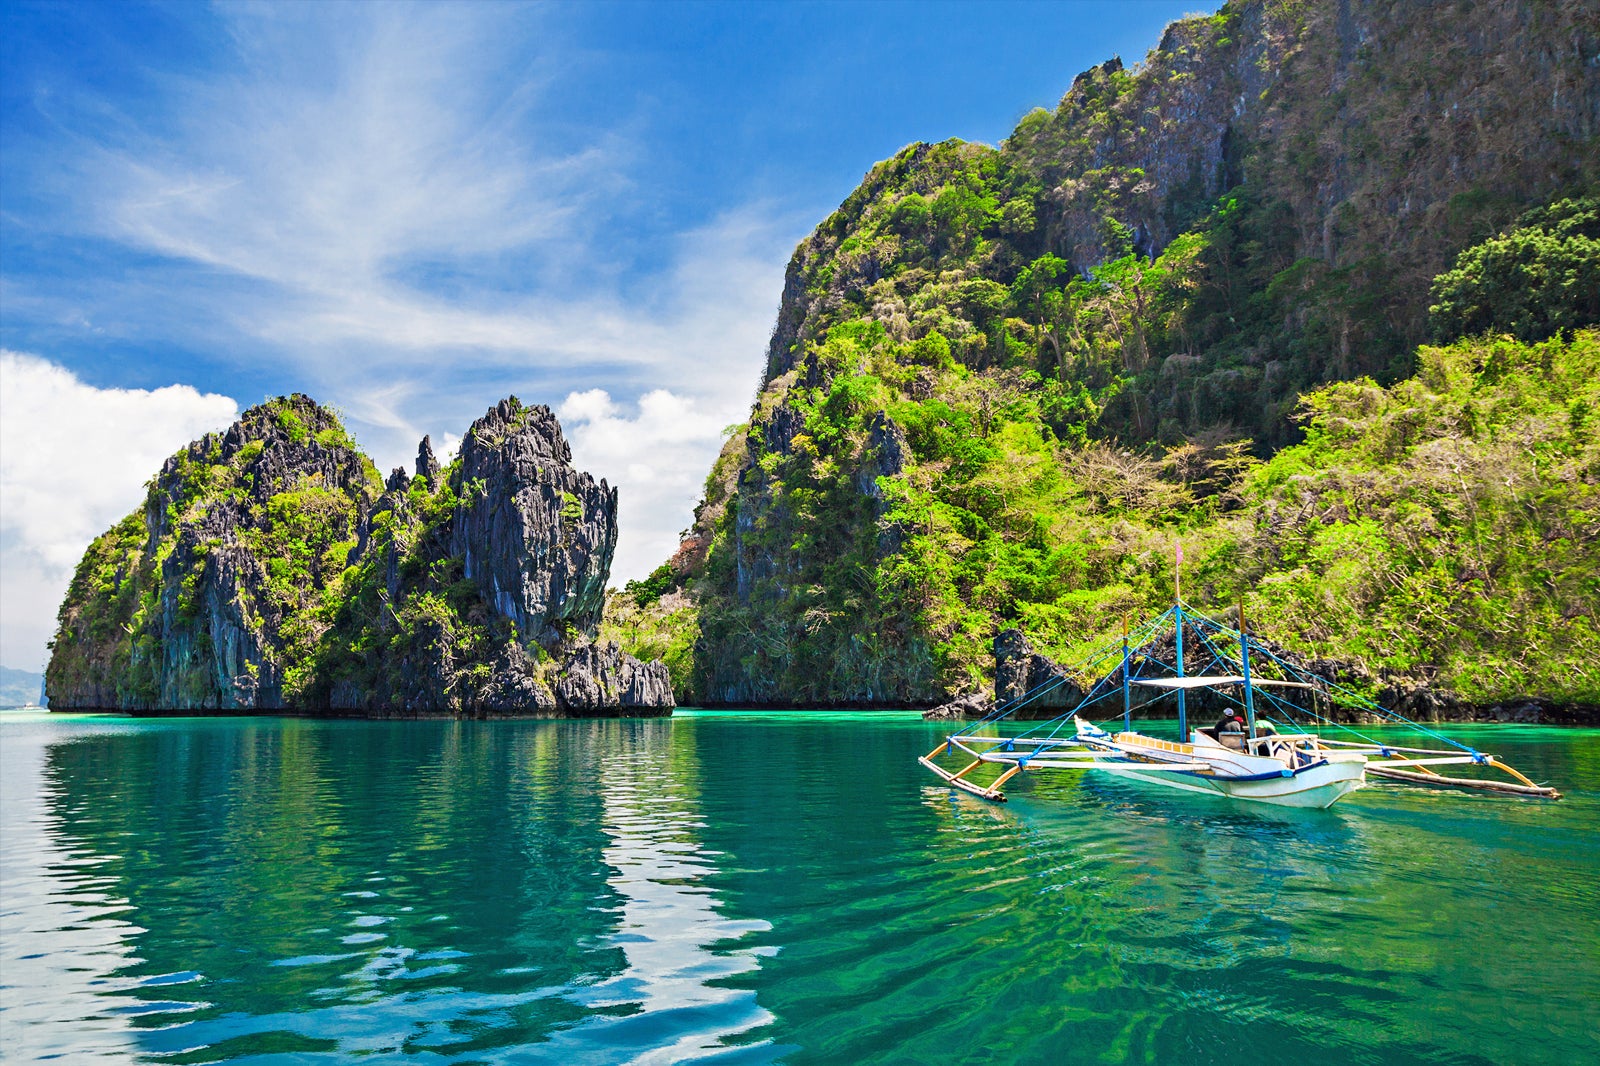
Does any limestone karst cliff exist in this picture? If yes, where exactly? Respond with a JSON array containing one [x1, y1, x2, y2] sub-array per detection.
[[615, 0, 1599, 712], [451, 400, 615, 651], [763, 0, 1598, 419], [47, 395, 672, 717]]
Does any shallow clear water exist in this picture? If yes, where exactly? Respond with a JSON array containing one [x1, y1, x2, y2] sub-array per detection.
[[2, 709, 1596, 1064]]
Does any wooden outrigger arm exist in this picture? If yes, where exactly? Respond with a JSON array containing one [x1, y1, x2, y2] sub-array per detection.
[[1307, 736, 1562, 798], [920, 734, 1043, 802], [1365, 756, 1561, 798], [918, 754, 1021, 802], [921, 731, 1216, 803]]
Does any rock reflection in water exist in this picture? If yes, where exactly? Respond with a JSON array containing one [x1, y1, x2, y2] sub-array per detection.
[[551, 724, 777, 1063], [6, 716, 783, 1063]]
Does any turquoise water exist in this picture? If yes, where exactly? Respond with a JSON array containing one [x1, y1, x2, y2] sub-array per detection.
[[2, 710, 1596, 1064]]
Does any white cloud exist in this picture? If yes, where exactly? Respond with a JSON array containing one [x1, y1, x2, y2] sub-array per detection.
[[560, 388, 620, 424], [0, 352, 238, 668], [558, 388, 730, 586]]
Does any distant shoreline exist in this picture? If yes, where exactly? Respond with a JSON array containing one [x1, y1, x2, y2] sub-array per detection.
[[19, 702, 1600, 725], [27, 705, 672, 721]]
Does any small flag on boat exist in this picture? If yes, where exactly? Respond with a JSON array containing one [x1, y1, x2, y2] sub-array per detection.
[[1176, 542, 1183, 565]]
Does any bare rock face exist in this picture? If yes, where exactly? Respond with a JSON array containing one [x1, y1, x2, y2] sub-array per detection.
[[922, 692, 995, 721], [473, 643, 558, 715], [415, 435, 441, 487], [451, 399, 617, 651], [553, 641, 674, 714], [994, 629, 1085, 718]]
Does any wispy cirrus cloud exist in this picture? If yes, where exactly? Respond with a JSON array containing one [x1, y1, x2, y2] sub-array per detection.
[[70, 0, 796, 458], [103, 4, 596, 281], [85, 4, 626, 355]]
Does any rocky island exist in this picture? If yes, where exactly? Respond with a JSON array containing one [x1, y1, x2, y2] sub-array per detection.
[[47, 395, 673, 717]]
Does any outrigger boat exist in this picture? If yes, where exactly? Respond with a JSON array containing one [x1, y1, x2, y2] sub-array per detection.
[[921, 597, 1560, 808]]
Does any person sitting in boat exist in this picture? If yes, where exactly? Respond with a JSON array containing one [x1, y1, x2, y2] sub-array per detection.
[[1250, 718, 1283, 757], [1214, 710, 1247, 750]]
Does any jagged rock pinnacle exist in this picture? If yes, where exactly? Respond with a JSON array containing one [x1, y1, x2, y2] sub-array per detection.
[[416, 435, 440, 487]]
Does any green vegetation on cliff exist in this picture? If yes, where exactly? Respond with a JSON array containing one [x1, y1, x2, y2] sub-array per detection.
[[1226, 330, 1599, 704], [760, 2, 1596, 450], [662, 312, 1599, 705], [617, 0, 1598, 709], [599, 591, 698, 700], [1429, 197, 1600, 345], [48, 396, 379, 710], [49, 396, 674, 715], [309, 462, 513, 709]]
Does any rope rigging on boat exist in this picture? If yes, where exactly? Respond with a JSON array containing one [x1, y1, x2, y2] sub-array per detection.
[[921, 596, 1562, 806]]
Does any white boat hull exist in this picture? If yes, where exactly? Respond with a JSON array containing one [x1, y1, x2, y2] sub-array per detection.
[[1110, 757, 1366, 808], [1079, 722, 1369, 809]]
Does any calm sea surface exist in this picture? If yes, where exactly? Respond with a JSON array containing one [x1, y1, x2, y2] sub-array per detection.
[[2, 709, 1596, 1064]]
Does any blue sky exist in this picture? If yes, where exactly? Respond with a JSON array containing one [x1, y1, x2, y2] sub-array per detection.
[[0, 0, 1204, 670]]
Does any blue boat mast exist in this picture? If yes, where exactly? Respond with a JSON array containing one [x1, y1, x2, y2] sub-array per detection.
[[1239, 599, 1257, 738], [1174, 599, 1187, 741], [1121, 617, 1132, 733], [1174, 546, 1187, 741]]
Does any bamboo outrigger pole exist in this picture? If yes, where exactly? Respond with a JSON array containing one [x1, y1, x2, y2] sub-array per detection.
[[916, 751, 1020, 802], [1365, 763, 1562, 798]]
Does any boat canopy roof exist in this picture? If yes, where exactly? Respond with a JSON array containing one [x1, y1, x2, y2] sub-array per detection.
[[1132, 675, 1316, 690]]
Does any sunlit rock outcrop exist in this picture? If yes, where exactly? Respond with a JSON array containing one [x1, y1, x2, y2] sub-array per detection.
[[47, 395, 672, 718]]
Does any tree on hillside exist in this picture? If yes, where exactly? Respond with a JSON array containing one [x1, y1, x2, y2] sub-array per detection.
[[1429, 197, 1600, 343]]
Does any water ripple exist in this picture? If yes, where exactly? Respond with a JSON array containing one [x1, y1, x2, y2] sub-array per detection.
[[2, 713, 1597, 1064]]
